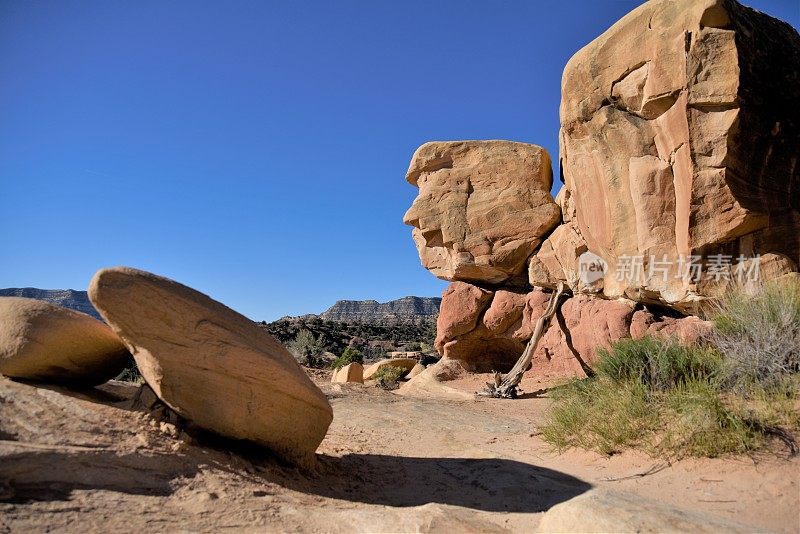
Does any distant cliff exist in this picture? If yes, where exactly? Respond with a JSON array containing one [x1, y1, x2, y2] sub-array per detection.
[[320, 296, 440, 324], [0, 288, 101, 320]]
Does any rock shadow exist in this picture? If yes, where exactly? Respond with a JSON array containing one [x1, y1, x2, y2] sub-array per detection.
[[0, 446, 199, 503], [285, 453, 591, 513]]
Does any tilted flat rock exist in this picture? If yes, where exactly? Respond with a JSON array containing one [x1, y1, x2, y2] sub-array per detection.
[[88, 267, 333, 468], [558, 0, 800, 310], [403, 141, 561, 285], [0, 297, 130, 386], [536, 488, 754, 533]]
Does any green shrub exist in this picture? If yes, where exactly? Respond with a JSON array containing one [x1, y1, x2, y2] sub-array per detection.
[[541, 336, 797, 458], [710, 280, 800, 392], [657, 380, 760, 457], [373, 365, 406, 390], [287, 328, 326, 367], [541, 377, 656, 455], [595, 337, 721, 391], [331, 347, 363, 370], [115, 360, 144, 384]]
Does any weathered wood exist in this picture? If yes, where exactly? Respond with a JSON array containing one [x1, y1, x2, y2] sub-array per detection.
[[478, 282, 569, 398]]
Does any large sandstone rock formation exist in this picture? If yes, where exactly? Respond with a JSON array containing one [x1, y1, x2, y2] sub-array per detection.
[[556, 0, 800, 309], [362, 358, 417, 381], [88, 267, 333, 468], [403, 0, 799, 375], [403, 141, 560, 285], [0, 297, 130, 386]]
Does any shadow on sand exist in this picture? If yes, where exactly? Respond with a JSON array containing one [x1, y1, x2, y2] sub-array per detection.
[[282, 453, 592, 513], [2, 380, 590, 514]]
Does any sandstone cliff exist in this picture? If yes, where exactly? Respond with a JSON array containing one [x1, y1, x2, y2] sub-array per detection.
[[404, 0, 799, 374]]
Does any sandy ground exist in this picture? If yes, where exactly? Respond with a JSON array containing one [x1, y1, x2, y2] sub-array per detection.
[[1, 371, 798, 533]]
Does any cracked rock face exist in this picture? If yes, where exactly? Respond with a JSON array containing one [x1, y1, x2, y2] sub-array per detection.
[[558, 0, 800, 310], [434, 282, 710, 375], [403, 141, 561, 285]]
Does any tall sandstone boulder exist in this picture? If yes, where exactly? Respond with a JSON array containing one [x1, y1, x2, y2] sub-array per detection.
[[88, 267, 333, 468], [403, 141, 561, 285], [555, 0, 800, 310]]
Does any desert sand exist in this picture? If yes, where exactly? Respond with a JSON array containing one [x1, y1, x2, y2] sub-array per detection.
[[1, 371, 797, 533]]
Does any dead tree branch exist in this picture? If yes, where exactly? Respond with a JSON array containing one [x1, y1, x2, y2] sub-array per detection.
[[478, 282, 570, 398]]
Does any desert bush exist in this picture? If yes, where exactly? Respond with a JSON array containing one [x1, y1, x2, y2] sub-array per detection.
[[596, 337, 721, 391], [288, 328, 326, 368], [115, 359, 144, 384], [656, 380, 761, 457], [373, 365, 406, 390], [541, 336, 797, 458], [710, 280, 800, 392], [330, 347, 363, 370], [541, 377, 656, 455]]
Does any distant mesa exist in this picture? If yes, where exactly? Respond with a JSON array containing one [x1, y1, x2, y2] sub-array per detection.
[[319, 296, 441, 324], [0, 288, 101, 320], [0, 288, 442, 327]]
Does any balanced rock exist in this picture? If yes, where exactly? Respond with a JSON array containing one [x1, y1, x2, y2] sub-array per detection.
[[0, 297, 130, 386], [403, 141, 561, 285], [363, 358, 417, 381], [88, 267, 333, 468], [559, 0, 800, 310], [331, 362, 363, 384]]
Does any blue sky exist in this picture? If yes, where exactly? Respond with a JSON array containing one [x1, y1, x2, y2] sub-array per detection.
[[1, 1, 798, 321]]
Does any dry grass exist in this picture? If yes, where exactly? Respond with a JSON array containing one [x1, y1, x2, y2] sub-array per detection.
[[710, 280, 800, 391], [373, 365, 407, 390], [541, 332, 798, 458]]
